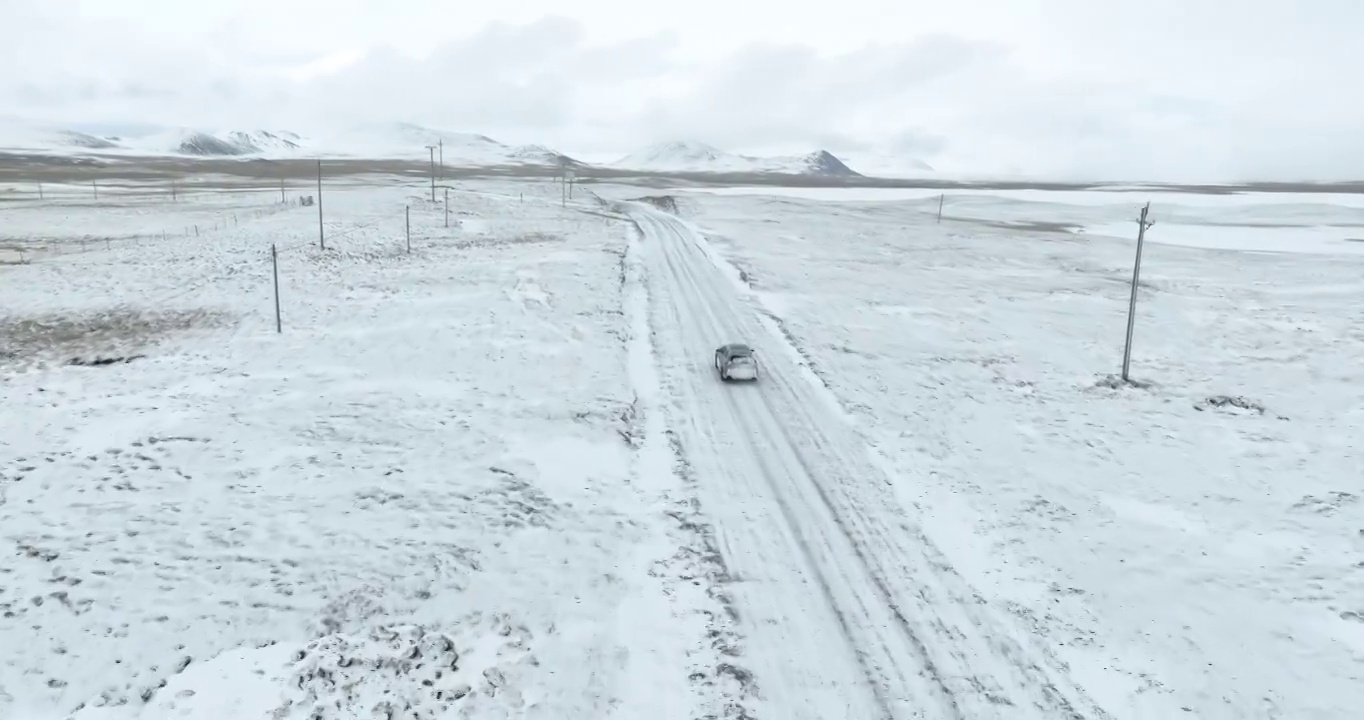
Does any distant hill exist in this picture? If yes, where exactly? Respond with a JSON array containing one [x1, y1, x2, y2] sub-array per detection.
[[0, 118, 581, 168], [612, 141, 862, 177]]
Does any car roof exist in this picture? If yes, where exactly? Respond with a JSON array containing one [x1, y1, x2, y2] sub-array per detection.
[[720, 343, 753, 355]]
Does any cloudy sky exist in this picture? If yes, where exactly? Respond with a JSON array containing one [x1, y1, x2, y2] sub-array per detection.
[[2, 0, 1360, 181]]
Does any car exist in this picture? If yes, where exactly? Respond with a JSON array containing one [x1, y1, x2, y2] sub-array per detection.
[[714, 343, 759, 382]]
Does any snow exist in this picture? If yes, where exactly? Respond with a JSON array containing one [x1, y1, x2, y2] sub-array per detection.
[[0, 120, 575, 166], [620, 205, 1110, 719], [830, 152, 936, 178], [612, 141, 858, 176], [614, 142, 744, 173], [677, 184, 1364, 255], [610, 185, 1364, 719], [1083, 221, 1364, 255], [5, 171, 1363, 720], [0, 178, 737, 719], [0, 117, 119, 154], [304, 124, 574, 165], [675, 183, 1364, 208]]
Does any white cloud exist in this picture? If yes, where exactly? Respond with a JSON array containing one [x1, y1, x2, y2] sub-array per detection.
[[1, 0, 1360, 181]]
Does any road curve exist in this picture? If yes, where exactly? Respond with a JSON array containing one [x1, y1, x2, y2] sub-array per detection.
[[628, 205, 1111, 720]]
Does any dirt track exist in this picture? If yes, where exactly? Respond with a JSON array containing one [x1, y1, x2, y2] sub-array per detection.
[[3, 152, 1362, 195]]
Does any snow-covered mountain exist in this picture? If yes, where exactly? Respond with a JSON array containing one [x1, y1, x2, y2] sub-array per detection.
[[0, 119, 927, 177], [0, 117, 120, 153], [614, 141, 747, 172], [0, 119, 580, 168], [111, 128, 304, 157], [318, 123, 581, 167], [612, 141, 862, 177], [835, 152, 936, 179]]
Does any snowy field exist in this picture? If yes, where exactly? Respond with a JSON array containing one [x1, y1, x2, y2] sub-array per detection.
[[624, 185, 1364, 718], [0, 177, 739, 719], [677, 185, 1364, 256], [4, 174, 1362, 720]]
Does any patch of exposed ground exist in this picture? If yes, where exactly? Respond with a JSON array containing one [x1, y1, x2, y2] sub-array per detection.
[[0, 308, 231, 372]]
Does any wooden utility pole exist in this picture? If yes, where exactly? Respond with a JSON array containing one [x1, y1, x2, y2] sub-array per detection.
[[316, 159, 325, 250], [444, 188, 450, 228], [937, 194, 945, 223], [271, 244, 282, 333], [1121, 202, 1156, 382], [425, 145, 437, 202], [438, 138, 443, 179]]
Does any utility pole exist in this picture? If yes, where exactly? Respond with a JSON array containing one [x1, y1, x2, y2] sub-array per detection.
[[316, 159, 325, 250], [937, 193, 945, 223], [37, 181, 42, 200], [444, 188, 450, 228], [1121, 202, 1155, 382], [271, 243, 282, 333], [438, 138, 443, 179], [425, 145, 437, 202], [280, 178, 286, 203], [406, 205, 411, 253]]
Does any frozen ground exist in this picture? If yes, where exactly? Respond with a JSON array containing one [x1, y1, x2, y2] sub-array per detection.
[[0, 177, 740, 719], [675, 185, 1364, 255], [6, 172, 1362, 720], [609, 186, 1363, 719]]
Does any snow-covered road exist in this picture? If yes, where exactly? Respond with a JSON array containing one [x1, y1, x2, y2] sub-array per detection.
[[628, 205, 1111, 719]]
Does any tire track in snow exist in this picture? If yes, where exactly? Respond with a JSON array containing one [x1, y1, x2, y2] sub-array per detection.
[[621, 217, 758, 720], [628, 205, 1113, 720], [656, 214, 951, 718], [633, 213, 889, 719]]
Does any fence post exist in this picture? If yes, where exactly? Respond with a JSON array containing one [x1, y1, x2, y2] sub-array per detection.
[[444, 189, 449, 228], [406, 205, 411, 253], [937, 193, 945, 223], [272, 244, 282, 333], [37, 182, 43, 200], [92, 180, 98, 200]]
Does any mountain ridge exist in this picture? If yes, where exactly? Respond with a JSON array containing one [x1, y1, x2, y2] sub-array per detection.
[[612, 140, 864, 177], [0, 119, 929, 177]]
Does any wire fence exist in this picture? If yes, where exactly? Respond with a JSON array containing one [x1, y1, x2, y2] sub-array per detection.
[[0, 169, 603, 349], [3, 199, 310, 264]]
